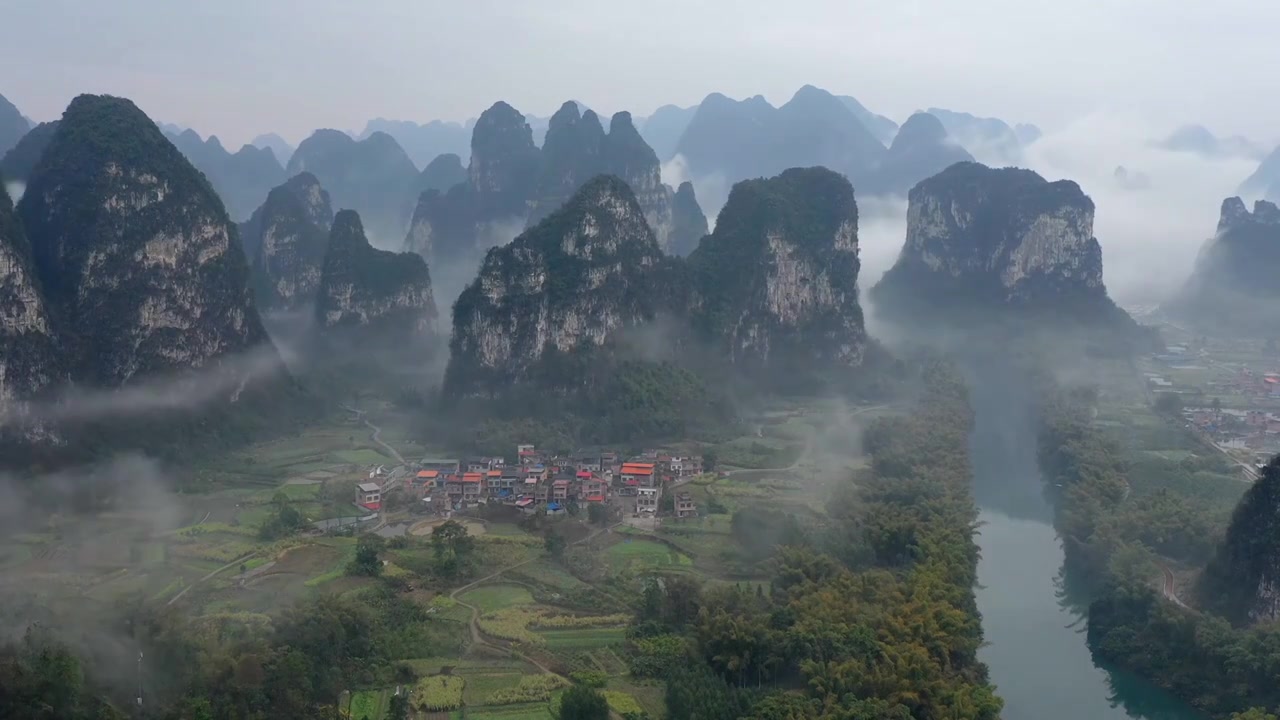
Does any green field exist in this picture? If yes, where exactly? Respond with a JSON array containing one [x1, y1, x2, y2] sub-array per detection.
[[606, 539, 692, 570], [458, 584, 535, 612], [467, 702, 553, 720], [461, 672, 525, 705], [348, 689, 389, 720], [538, 627, 626, 649]]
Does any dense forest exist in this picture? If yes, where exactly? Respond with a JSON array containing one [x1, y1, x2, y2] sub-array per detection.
[[1037, 390, 1280, 718], [626, 361, 1003, 720]]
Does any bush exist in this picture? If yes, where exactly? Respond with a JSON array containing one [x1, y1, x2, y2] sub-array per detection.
[[485, 674, 569, 705], [412, 675, 464, 711]]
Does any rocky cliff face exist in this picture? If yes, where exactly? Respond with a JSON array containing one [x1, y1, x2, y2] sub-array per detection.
[[1166, 197, 1280, 333], [287, 129, 420, 246], [241, 173, 334, 311], [166, 129, 286, 221], [406, 102, 703, 287], [0, 170, 59, 428], [19, 94, 271, 386], [872, 162, 1128, 323], [866, 112, 974, 196], [0, 93, 29, 158], [316, 210, 436, 336], [468, 102, 541, 219], [1199, 457, 1280, 624], [444, 176, 663, 396], [1240, 146, 1280, 203], [0, 120, 58, 184], [686, 167, 866, 368], [526, 105, 695, 252], [673, 86, 886, 211], [669, 181, 709, 256]]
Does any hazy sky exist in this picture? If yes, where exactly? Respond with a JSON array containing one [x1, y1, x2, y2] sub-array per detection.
[[3, 0, 1278, 148]]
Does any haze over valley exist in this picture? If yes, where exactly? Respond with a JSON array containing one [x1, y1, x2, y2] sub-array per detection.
[[2, 3, 1280, 720]]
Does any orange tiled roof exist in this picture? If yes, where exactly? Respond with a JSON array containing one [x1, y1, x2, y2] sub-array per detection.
[[417, 470, 439, 479], [621, 463, 655, 475], [462, 472, 483, 483]]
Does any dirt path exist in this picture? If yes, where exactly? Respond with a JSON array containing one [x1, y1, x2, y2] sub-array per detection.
[[725, 403, 888, 476], [449, 524, 617, 657], [166, 552, 256, 607], [1159, 561, 1194, 611], [341, 404, 406, 465]]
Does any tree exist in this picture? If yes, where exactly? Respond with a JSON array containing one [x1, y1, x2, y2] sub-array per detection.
[[588, 502, 609, 527], [559, 685, 610, 720], [1153, 393, 1182, 417], [388, 693, 410, 720], [349, 534, 384, 577], [703, 451, 718, 472], [545, 530, 567, 558]]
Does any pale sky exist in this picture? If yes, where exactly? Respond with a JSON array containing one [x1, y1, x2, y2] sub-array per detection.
[[2, 0, 1278, 149]]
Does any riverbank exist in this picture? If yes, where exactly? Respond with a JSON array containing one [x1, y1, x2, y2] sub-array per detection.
[[1035, 382, 1279, 718]]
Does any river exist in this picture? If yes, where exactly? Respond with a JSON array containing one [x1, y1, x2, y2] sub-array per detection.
[[966, 369, 1206, 720]]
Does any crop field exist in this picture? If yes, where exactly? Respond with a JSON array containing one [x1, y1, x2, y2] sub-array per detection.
[[466, 702, 553, 720], [538, 627, 626, 650], [458, 584, 534, 612], [605, 539, 692, 571], [460, 672, 524, 705], [348, 689, 390, 720]]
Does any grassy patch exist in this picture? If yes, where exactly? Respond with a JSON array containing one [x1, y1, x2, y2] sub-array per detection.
[[602, 691, 644, 716], [348, 689, 389, 720], [458, 584, 535, 612], [539, 627, 626, 650], [333, 448, 393, 466], [413, 675, 464, 711], [467, 702, 553, 720], [462, 672, 524, 705], [606, 540, 691, 570]]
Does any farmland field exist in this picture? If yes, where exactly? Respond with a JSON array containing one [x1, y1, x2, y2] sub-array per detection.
[[605, 539, 691, 571], [538, 627, 625, 649], [466, 702, 553, 720], [458, 584, 534, 612], [348, 689, 389, 720], [461, 672, 524, 705]]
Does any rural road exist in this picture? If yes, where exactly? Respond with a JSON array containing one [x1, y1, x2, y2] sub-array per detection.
[[340, 405, 406, 465], [449, 523, 617, 655], [726, 403, 888, 476], [1159, 562, 1192, 611], [166, 552, 256, 607]]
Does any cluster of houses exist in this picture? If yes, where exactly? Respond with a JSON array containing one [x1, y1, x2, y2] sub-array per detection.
[[1183, 405, 1280, 456], [355, 444, 703, 517]]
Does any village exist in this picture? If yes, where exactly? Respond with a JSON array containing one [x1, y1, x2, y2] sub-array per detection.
[[353, 444, 705, 524], [1143, 338, 1280, 476]]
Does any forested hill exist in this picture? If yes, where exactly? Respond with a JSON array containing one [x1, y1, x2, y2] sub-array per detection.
[[633, 361, 1003, 720]]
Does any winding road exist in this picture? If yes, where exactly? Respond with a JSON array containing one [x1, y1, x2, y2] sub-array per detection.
[[340, 404, 405, 465], [1159, 562, 1193, 611]]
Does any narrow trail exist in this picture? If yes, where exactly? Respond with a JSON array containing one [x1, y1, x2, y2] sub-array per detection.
[[1159, 561, 1194, 612], [167, 552, 256, 607], [448, 524, 618, 667], [340, 404, 406, 465], [725, 404, 888, 476]]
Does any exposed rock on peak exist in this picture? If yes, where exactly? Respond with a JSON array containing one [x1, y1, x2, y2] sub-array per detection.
[[669, 181, 708, 257], [527, 102, 606, 224], [444, 176, 662, 396], [0, 93, 30, 157], [316, 210, 436, 336], [1199, 457, 1280, 624], [468, 101, 540, 219], [867, 112, 974, 196], [687, 166, 865, 369], [0, 169, 60, 428], [241, 173, 334, 311], [0, 120, 58, 183], [19, 94, 270, 386], [166, 127, 286, 221], [1166, 196, 1280, 333], [873, 162, 1132, 328], [287, 129, 419, 246]]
